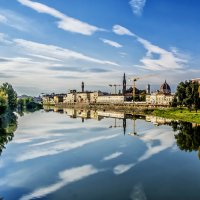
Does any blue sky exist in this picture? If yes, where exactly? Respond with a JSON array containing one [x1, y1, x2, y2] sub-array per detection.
[[0, 0, 200, 95]]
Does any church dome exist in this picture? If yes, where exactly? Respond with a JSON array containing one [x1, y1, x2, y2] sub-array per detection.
[[160, 80, 171, 94]]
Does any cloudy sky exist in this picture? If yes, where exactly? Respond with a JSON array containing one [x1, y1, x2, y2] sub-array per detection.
[[0, 0, 200, 95]]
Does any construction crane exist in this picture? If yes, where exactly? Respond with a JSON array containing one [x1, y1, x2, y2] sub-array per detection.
[[109, 84, 121, 94], [109, 84, 132, 94], [129, 74, 157, 100]]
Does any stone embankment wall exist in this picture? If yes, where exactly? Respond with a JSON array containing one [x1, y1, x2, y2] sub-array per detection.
[[51, 102, 170, 113]]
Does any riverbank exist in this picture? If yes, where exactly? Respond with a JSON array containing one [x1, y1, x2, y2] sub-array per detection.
[[152, 108, 200, 124], [44, 103, 200, 123]]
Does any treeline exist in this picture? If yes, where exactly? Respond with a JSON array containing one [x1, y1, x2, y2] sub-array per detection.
[[0, 82, 42, 115], [18, 97, 42, 112], [172, 80, 200, 112]]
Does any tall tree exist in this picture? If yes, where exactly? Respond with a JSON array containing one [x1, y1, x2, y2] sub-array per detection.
[[0, 83, 17, 111]]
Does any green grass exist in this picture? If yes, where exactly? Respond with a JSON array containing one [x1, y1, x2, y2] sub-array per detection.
[[153, 108, 200, 124]]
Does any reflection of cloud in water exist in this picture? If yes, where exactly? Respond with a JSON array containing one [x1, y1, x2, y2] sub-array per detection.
[[29, 139, 61, 147], [102, 152, 123, 161], [138, 130, 174, 162], [113, 164, 135, 175], [20, 165, 100, 200], [13, 134, 64, 144], [130, 183, 147, 200], [16, 134, 119, 162], [114, 129, 175, 175]]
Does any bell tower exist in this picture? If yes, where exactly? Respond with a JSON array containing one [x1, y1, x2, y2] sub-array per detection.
[[123, 73, 126, 95], [81, 82, 84, 92]]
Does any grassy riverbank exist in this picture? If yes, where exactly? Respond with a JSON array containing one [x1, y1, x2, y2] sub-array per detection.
[[153, 108, 200, 124]]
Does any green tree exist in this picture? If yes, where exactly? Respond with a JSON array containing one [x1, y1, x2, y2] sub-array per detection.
[[175, 80, 200, 111], [0, 83, 17, 111], [0, 90, 8, 114], [176, 81, 187, 106], [193, 82, 200, 113]]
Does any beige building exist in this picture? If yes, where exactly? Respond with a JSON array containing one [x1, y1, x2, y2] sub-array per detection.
[[97, 95, 125, 104], [76, 92, 91, 103], [146, 81, 174, 105], [90, 91, 104, 103], [53, 94, 65, 104], [63, 93, 77, 103], [146, 93, 174, 105], [42, 95, 55, 105]]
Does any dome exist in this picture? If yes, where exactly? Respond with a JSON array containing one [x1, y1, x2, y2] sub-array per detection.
[[160, 80, 171, 94]]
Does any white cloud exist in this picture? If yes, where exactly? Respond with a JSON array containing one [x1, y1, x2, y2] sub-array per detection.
[[113, 25, 188, 71], [129, 0, 147, 16], [0, 9, 34, 32], [100, 38, 122, 48], [0, 14, 7, 23], [113, 25, 135, 36], [14, 39, 119, 66], [17, 0, 104, 35], [0, 33, 12, 44], [102, 152, 123, 161], [20, 165, 100, 200]]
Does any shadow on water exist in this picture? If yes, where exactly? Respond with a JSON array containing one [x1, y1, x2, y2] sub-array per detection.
[[0, 112, 18, 155], [172, 121, 200, 159]]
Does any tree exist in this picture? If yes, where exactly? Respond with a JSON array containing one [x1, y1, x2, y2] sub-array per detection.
[[171, 95, 178, 107], [0, 83, 17, 111], [193, 82, 200, 113], [176, 81, 187, 106], [175, 80, 200, 111], [0, 90, 8, 114]]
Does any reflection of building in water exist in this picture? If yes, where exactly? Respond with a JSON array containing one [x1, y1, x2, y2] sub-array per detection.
[[90, 110, 103, 120], [109, 118, 127, 135], [128, 118, 137, 136], [76, 110, 90, 119], [146, 115, 172, 126], [53, 107, 63, 113], [63, 108, 77, 118], [123, 118, 126, 135], [97, 110, 125, 119]]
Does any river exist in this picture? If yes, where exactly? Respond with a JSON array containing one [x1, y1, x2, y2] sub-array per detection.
[[0, 108, 200, 200]]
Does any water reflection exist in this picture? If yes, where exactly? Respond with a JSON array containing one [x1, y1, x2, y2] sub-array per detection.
[[172, 121, 200, 158], [43, 107, 200, 159], [1, 107, 200, 199], [0, 112, 17, 155]]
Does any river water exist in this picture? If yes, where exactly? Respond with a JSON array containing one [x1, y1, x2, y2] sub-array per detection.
[[0, 108, 200, 200]]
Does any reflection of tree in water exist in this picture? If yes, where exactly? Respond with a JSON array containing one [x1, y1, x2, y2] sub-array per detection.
[[0, 112, 17, 155], [172, 121, 200, 159]]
